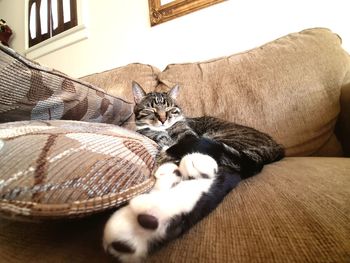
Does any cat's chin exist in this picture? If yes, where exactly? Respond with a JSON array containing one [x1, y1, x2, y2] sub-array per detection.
[[151, 124, 171, 131], [136, 124, 168, 131], [137, 119, 181, 131]]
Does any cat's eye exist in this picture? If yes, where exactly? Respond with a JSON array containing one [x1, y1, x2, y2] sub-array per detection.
[[139, 109, 155, 116], [170, 108, 180, 115]]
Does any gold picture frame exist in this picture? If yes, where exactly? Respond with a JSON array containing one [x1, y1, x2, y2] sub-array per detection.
[[148, 0, 226, 26]]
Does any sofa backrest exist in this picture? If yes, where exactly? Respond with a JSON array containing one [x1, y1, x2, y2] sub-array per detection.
[[81, 63, 160, 101], [156, 28, 350, 157], [81, 28, 350, 157]]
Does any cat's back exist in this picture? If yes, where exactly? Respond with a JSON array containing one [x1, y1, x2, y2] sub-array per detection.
[[186, 116, 252, 136], [186, 116, 283, 153]]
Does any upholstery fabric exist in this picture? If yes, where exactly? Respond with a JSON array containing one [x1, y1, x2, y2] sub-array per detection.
[[0, 158, 348, 262], [336, 71, 350, 156], [81, 63, 160, 101], [0, 120, 157, 220], [156, 28, 350, 157], [148, 157, 350, 263], [81, 63, 161, 130], [0, 45, 133, 125]]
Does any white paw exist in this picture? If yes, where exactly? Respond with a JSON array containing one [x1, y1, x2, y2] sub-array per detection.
[[103, 191, 179, 262], [153, 162, 181, 190], [179, 153, 218, 180], [103, 206, 148, 263], [103, 173, 214, 262]]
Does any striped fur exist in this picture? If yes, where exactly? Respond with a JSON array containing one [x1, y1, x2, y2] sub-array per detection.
[[132, 82, 284, 177]]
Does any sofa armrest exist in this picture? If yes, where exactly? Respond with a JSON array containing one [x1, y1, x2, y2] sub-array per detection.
[[336, 70, 350, 156]]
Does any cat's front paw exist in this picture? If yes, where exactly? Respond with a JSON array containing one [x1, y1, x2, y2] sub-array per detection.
[[153, 162, 181, 190], [179, 153, 218, 180], [155, 133, 173, 148]]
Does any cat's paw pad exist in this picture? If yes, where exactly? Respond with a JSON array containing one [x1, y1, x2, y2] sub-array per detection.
[[137, 213, 159, 230], [153, 162, 181, 190], [103, 192, 177, 262], [103, 206, 147, 263], [179, 153, 218, 180]]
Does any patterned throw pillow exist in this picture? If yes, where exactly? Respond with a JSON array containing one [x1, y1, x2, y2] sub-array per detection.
[[0, 120, 157, 220], [0, 45, 133, 125]]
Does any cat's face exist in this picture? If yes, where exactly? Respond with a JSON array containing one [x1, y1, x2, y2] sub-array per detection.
[[132, 81, 184, 131]]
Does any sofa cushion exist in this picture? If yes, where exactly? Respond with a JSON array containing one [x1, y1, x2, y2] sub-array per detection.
[[157, 28, 350, 157], [81, 63, 161, 130], [0, 120, 157, 220], [0, 157, 348, 262], [148, 157, 350, 263], [81, 63, 160, 102], [0, 45, 133, 125]]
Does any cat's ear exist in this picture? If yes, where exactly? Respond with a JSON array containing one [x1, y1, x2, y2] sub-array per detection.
[[168, 84, 180, 100], [132, 81, 146, 104]]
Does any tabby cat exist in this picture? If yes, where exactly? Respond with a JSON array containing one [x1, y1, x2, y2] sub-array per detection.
[[103, 81, 284, 262]]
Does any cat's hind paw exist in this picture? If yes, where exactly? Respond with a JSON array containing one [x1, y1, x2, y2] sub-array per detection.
[[153, 162, 181, 190], [103, 172, 214, 262], [103, 191, 171, 263], [103, 206, 147, 263], [103, 154, 218, 262], [179, 153, 218, 180]]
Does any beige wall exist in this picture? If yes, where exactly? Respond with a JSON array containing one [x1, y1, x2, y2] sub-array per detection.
[[0, 0, 25, 53], [1, 0, 350, 78]]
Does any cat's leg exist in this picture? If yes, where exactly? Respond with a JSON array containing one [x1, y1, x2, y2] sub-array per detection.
[[103, 153, 218, 263], [153, 148, 178, 172], [137, 129, 174, 149], [155, 133, 173, 148]]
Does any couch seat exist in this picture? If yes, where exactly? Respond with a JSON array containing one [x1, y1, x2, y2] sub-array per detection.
[[0, 157, 349, 263]]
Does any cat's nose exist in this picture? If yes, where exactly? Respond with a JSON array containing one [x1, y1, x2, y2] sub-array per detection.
[[158, 113, 166, 124], [159, 116, 166, 124]]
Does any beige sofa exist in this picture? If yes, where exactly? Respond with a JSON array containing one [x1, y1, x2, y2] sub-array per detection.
[[0, 28, 349, 262]]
